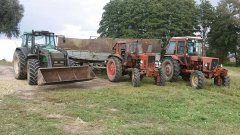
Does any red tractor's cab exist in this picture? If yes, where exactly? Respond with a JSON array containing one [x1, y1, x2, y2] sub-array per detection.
[[163, 36, 230, 89]]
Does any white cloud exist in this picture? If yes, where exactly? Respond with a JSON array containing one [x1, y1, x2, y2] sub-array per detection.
[[18, 0, 110, 34], [0, 40, 21, 61], [57, 24, 98, 39]]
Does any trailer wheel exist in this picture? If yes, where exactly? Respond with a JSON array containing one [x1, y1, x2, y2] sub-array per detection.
[[223, 76, 230, 87], [190, 70, 205, 89], [13, 50, 27, 80], [132, 68, 140, 87], [27, 59, 40, 85], [69, 59, 76, 66], [155, 68, 166, 86], [162, 57, 180, 82], [107, 57, 122, 82]]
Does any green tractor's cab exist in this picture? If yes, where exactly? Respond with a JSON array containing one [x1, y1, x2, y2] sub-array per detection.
[[21, 31, 56, 50]]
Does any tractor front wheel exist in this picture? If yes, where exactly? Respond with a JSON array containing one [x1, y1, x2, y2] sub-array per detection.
[[223, 76, 230, 87], [214, 76, 230, 87], [190, 70, 205, 89], [214, 76, 223, 86], [107, 57, 122, 82], [27, 59, 40, 85], [13, 50, 27, 80], [132, 68, 140, 87], [162, 57, 180, 82]]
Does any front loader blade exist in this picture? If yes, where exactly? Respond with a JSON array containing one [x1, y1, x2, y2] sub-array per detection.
[[38, 66, 95, 85]]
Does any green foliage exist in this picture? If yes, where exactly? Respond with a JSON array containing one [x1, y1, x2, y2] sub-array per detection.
[[0, 0, 24, 38], [198, 0, 215, 39], [98, 0, 199, 39], [208, 0, 240, 65]]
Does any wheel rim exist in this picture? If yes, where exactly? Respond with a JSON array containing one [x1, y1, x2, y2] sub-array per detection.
[[164, 62, 173, 79], [191, 74, 198, 87], [107, 61, 116, 78], [13, 56, 20, 75]]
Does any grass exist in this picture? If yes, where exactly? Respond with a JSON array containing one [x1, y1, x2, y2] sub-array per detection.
[[0, 67, 240, 135]]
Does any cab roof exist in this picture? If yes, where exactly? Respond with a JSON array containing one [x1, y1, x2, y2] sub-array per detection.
[[23, 30, 54, 36], [170, 36, 203, 40]]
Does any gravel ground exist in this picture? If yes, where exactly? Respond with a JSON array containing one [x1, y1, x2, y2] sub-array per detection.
[[0, 65, 123, 98], [0, 66, 32, 98]]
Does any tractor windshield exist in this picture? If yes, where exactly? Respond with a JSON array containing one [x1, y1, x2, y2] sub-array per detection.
[[187, 40, 203, 56], [126, 42, 143, 54], [34, 35, 55, 49]]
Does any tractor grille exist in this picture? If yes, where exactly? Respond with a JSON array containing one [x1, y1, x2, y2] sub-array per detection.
[[211, 59, 219, 70], [148, 56, 155, 64]]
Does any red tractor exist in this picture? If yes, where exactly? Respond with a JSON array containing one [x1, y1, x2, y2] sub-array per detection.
[[162, 36, 230, 89], [106, 41, 165, 87]]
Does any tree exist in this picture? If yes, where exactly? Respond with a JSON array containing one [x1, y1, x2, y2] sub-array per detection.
[[208, 0, 240, 65], [0, 0, 24, 38], [98, 0, 199, 39], [198, 0, 215, 40]]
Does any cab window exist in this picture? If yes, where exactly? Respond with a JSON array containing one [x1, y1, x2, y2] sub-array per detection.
[[177, 41, 185, 55], [166, 41, 176, 54], [21, 35, 27, 47]]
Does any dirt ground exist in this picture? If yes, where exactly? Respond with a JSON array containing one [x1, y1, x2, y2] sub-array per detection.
[[0, 65, 122, 98]]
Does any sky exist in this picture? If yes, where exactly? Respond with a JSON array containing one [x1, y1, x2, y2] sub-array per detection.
[[0, 0, 219, 61]]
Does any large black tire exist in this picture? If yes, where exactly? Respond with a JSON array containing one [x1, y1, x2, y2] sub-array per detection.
[[13, 50, 27, 80], [214, 76, 223, 86], [132, 68, 140, 87], [106, 57, 122, 82], [223, 76, 230, 87], [190, 70, 205, 89], [27, 59, 40, 85], [155, 68, 166, 86], [162, 57, 180, 82]]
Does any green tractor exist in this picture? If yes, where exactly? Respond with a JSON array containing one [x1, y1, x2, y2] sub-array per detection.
[[13, 30, 95, 85]]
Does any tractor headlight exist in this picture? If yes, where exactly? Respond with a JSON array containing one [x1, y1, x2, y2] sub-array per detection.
[[220, 64, 223, 68], [140, 60, 144, 64], [204, 64, 208, 67], [155, 61, 161, 68]]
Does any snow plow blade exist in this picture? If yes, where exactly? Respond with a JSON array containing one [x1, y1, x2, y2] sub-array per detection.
[[37, 66, 95, 85]]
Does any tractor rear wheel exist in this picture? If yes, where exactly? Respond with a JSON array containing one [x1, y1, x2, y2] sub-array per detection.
[[107, 57, 122, 82], [155, 68, 166, 86], [162, 57, 180, 82], [132, 68, 140, 87], [190, 70, 205, 89], [13, 50, 27, 80], [27, 59, 40, 85], [223, 76, 230, 87]]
